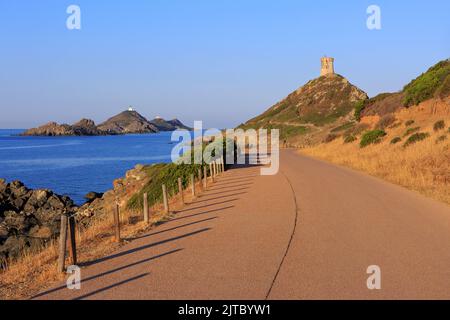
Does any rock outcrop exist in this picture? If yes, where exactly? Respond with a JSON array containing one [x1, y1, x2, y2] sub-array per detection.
[[0, 179, 77, 266], [76, 164, 150, 224], [21, 122, 75, 136], [72, 119, 106, 136], [21, 119, 107, 136], [149, 117, 192, 131], [97, 110, 158, 134]]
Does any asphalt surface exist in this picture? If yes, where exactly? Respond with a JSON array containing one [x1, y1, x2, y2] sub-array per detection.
[[35, 150, 450, 300]]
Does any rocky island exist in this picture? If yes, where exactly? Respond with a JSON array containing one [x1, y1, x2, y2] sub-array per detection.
[[21, 109, 191, 136]]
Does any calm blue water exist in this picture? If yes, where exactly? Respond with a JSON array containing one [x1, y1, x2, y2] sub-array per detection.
[[0, 129, 176, 204]]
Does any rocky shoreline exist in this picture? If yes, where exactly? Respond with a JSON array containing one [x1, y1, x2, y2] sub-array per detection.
[[0, 164, 151, 267], [0, 179, 76, 266]]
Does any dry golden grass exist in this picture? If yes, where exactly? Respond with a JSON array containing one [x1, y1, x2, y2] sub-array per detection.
[[301, 101, 450, 206], [0, 178, 208, 300]]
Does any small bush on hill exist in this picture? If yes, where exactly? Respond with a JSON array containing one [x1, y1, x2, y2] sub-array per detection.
[[404, 127, 421, 137], [360, 130, 387, 148], [433, 120, 445, 131], [390, 137, 402, 144], [403, 132, 430, 147], [354, 100, 366, 121], [344, 135, 357, 144], [405, 120, 415, 127]]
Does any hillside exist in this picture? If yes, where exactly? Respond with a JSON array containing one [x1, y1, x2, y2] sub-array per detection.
[[97, 110, 158, 134], [240, 73, 368, 144], [240, 58, 450, 147], [360, 59, 450, 118], [243, 74, 367, 128], [300, 59, 450, 206]]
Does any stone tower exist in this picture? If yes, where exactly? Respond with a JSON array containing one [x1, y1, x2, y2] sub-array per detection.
[[320, 56, 335, 76]]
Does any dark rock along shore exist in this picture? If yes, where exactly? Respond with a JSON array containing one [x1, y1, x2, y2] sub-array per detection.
[[0, 179, 76, 266], [0, 164, 150, 267]]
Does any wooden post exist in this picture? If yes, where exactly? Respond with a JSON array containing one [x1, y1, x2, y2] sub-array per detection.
[[143, 192, 149, 224], [178, 177, 184, 204], [162, 184, 169, 213], [210, 163, 214, 182], [191, 173, 195, 197], [203, 166, 207, 189], [221, 158, 225, 172], [197, 168, 202, 191], [57, 214, 68, 273], [67, 215, 77, 266], [114, 203, 121, 242]]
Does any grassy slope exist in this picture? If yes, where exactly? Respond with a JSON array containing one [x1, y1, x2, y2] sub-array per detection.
[[359, 59, 450, 118], [301, 100, 450, 206]]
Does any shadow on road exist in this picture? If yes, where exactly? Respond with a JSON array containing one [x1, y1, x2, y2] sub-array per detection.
[[127, 217, 218, 241], [80, 228, 211, 268], [31, 249, 182, 300], [168, 206, 235, 223], [73, 273, 150, 300], [175, 199, 239, 213]]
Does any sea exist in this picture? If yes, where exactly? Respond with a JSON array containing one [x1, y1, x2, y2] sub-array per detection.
[[0, 129, 178, 205]]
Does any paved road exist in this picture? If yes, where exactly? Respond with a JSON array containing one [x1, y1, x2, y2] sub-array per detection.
[[35, 150, 450, 300]]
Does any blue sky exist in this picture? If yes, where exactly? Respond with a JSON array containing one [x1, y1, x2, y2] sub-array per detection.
[[0, 0, 449, 129]]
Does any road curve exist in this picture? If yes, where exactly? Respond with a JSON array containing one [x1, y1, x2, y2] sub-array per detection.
[[35, 150, 450, 300]]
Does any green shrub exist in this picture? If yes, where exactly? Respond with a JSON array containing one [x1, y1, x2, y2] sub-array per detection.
[[354, 100, 367, 121], [127, 163, 202, 210], [433, 120, 445, 131], [405, 120, 415, 127], [403, 132, 430, 147], [404, 127, 420, 137], [390, 137, 402, 144], [360, 130, 387, 148], [344, 135, 357, 144]]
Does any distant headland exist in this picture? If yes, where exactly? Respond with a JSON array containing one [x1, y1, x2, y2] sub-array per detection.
[[21, 108, 192, 136]]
